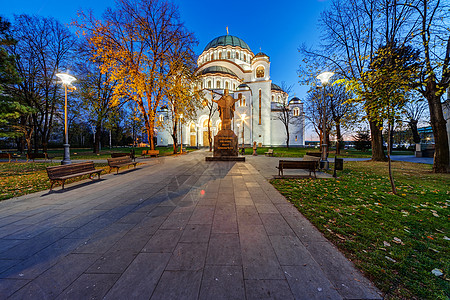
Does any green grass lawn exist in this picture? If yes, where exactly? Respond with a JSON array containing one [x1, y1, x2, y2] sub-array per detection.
[[240, 146, 413, 158], [0, 162, 109, 200], [45, 146, 191, 160], [271, 161, 449, 299], [0, 146, 194, 200]]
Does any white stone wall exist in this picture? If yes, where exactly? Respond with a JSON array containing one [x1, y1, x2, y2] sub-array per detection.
[[156, 37, 305, 147]]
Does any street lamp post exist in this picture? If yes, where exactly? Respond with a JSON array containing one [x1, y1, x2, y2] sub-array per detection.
[[316, 71, 334, 170], [180, 114, 183, 154], [56, 72, 76, 165]]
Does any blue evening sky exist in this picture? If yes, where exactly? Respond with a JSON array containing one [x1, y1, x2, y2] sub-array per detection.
[[2, 0, 332, 140]]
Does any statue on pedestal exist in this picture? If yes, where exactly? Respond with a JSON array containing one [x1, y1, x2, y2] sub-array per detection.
[[210, 89, 241, 158], [212, 89, 241, 130]]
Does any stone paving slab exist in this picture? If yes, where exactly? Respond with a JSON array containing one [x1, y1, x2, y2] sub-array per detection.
[[0, 150, 382, 299]]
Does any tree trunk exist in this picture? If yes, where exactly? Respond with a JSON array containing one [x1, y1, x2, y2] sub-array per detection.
[[335, 121, 342, 155], [285, 124, 290, 148], [387, 121, 397, 194], [33, 117, 39, 153], [94, 124, 101, 154], [172, 122, 178, 154], [389, 125, 394, 154], [16, 136, 24, 153], [427, 93, 449, 172], [369, 120, 387, 161], [42, 141, 48, 154], [149, 121, 155, 151], [409, 119, 420, 144], [208, 123, 212, 152]]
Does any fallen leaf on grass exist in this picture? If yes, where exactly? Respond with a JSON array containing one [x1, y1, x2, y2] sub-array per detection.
[[385, 256, 397, 263], [431, 269, 443, 277], [393, 237, 404, 245], [336, 234, 345, 240]]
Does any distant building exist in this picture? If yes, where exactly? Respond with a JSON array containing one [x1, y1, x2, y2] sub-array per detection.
[[156, 34, 305, 147]]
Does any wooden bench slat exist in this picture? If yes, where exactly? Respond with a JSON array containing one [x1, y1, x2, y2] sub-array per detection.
[[277, 160, 318, 178], [141, 150, 159, 157], [107, 157, 138, 174], [46, 161, 104, 190], [265, 149, 274, 156]]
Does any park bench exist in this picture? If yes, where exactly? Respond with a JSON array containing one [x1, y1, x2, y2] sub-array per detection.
[[111, 151, 136, 161], [27, 152, 53, 162], [305, 152, 322, 158], [141, 150, 159, 157], [0, 153, 19, 162], [46, 161, 104, 190], [276, 159, 319, 178], [107, 156, 138, 174], [111, 152, 128, 158], [265, 149, 274, 156]]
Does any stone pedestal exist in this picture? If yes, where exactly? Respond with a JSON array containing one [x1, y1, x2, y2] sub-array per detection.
[[214, 129, 238, 157], [205, 129, 245, 161], [415, 143, 422, 158]]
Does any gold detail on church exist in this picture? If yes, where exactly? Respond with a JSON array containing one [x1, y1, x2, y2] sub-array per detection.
[[256, 66, 264, 78]]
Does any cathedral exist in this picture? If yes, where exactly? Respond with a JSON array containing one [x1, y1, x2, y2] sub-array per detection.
[[156, 34, 305, 147]]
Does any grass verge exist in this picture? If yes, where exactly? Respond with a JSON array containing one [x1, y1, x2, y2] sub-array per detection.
[[241, 146, 412, 158], [271, 161, 449, 299], [0, 162, 108, 200]]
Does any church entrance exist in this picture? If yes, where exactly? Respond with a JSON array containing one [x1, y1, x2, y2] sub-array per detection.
[[203, 131, 210, 147], [190, 135, 196, 147]]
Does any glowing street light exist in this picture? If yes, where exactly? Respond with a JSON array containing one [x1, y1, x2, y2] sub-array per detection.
[[56, 72, 76, 165], [316, 71, 334, 170]]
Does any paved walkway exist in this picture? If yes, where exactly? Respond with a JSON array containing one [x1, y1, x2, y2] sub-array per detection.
[[0, 150, 381, 299]]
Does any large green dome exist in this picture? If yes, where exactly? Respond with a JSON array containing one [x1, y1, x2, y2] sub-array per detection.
[[198, 66, 238, 78], [204, 35, 251, 52]]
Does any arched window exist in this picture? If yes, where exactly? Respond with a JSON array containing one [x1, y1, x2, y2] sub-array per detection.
[[211, 53, 214, 60], [243, 97, 246, 106], [293, 107, 300, 116], [225, 81, 229, 90], [259, 89, 262, 125], [256, 66, 264, 78], [216, 80, 221, 88], [203, 119, 211, 127], [236, 52, 239, 59], [244, 54, 247, 61], [219, 52, 222, 59], [278, 96, 281, 103], [227, 51, 231, 59], [159, 114, 164, 122], [239, 93, 243, 106], [272, 95, 274, 102], [190, 123, 196, 132], [207, 81, 211, 88]]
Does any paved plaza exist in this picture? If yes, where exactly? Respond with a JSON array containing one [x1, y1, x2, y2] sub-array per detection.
[[0, 150, 381, 299]]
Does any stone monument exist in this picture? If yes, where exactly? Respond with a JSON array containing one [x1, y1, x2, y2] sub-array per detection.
[[206, 89, 245, 161]]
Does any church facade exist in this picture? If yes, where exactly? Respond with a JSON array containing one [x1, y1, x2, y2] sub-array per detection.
[[156, 34, 305, 147]]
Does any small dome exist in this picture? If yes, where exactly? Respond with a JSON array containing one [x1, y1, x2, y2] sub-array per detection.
[[289, 97, 301, 104], [254, 52, 269, 59], [237, 84, 250, 91], [271, 83, 284, 92], [204, 35, 251, 52], [198, 66, 238, 78]]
